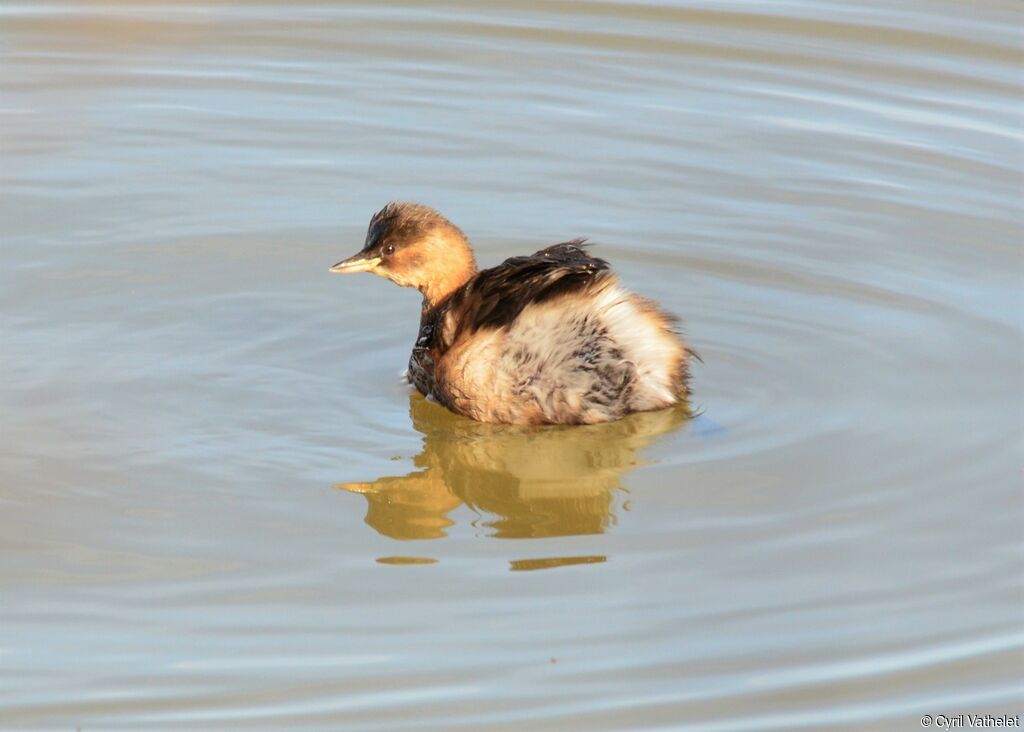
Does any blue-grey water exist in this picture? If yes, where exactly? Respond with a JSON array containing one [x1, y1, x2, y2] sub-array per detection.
[[1, 1, 1022, 729]]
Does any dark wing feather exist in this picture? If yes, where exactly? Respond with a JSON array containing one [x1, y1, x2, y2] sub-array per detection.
[[441, 239, 611, 338]]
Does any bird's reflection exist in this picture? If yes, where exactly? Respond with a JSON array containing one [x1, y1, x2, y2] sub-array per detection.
[[338, 393, 689, 541]]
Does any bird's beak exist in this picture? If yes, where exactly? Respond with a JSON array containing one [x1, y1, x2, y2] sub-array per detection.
[[329, 253, 382, 274]]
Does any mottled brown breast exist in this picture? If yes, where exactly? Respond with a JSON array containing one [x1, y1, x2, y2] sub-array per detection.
[[407, 310, 441, 401]]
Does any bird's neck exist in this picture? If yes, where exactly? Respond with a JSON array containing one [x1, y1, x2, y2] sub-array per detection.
[[418, 238, 477, 310]]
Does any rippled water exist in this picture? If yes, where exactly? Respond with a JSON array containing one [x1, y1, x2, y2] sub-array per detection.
[[2, 0, 1022, 728]]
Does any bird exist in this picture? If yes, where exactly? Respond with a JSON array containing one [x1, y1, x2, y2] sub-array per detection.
[[330, 202, 694, 425]]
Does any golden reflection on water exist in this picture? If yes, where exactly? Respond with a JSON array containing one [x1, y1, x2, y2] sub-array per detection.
[[337, 393, 689, 544], [509, 556, 608, 571], [376, 556, 439, 566]]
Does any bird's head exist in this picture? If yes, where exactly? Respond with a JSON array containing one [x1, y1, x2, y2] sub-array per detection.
[[330, 202, 477, 306]]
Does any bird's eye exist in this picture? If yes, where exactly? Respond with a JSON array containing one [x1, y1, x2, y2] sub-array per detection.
[[384, 244, 395, 255]]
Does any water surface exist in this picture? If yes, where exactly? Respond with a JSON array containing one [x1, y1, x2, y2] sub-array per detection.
[[1, 0, 1022, 729]]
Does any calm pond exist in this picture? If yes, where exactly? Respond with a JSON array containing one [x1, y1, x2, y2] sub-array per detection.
[[1, 0, 1021, 729]]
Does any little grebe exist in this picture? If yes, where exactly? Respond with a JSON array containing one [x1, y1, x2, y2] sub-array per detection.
[[331, 202, 693, 425]]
